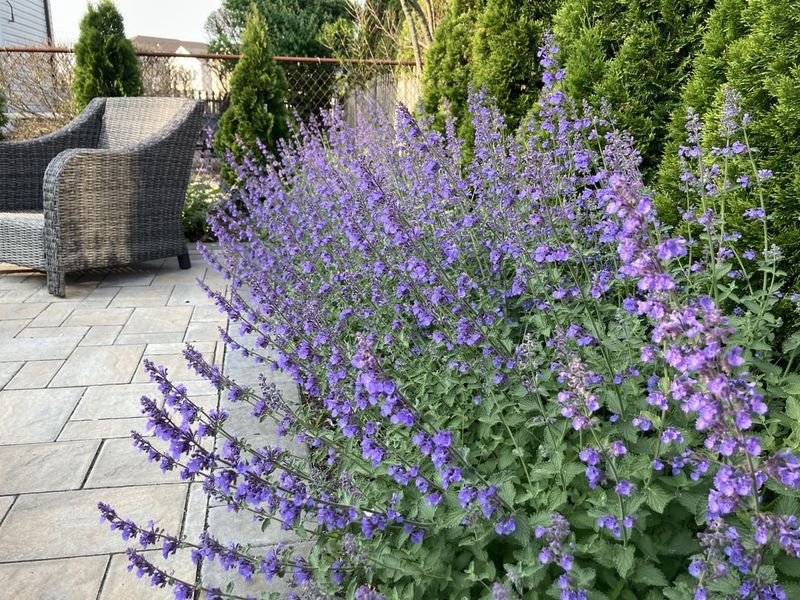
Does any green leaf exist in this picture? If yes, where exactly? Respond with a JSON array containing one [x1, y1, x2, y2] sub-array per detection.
[[633, 562, 669, 587], [613, 544, 635, 578], [787, 397, 800, 421], [645, 484, 672, 513]]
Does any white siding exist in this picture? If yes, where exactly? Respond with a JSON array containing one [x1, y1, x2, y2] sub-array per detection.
[[0, 0, 49, 47]]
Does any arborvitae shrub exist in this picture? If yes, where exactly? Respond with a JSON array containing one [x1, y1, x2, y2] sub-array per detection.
[[71, 0, 143, 111], [423, 0, 561, 139], [554, 0, 714, 175], [213, 7, 290, 184], [658, 0, 800, 287], [470, 0, 559, 129], [421, 0, 483, 137], [656, 0, 749, 224]]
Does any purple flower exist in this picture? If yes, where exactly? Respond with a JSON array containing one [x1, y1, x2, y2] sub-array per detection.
[[743, 207, 766, 220]]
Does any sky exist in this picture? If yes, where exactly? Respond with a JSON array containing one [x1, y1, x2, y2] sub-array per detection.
[[49, 0, 223, 44]]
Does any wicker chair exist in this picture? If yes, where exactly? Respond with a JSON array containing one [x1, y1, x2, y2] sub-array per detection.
[[0, 97, 204, 297]]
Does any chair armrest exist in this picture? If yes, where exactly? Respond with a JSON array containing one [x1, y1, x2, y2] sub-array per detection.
[[0, 98, 106, 211], [42, 101, 204, 272]]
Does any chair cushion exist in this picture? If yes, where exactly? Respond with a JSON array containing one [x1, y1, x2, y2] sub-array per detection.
[[98, 97, 190, 149], [0, 211, 46, 270]]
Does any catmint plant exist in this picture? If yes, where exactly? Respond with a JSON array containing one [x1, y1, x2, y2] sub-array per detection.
[[100, 36, 800, 600]]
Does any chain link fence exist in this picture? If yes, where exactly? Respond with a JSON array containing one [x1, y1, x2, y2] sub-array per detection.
[[0, 47, 421, 140]]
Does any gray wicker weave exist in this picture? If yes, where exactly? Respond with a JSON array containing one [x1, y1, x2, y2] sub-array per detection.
[[0, 97, 204, 296]]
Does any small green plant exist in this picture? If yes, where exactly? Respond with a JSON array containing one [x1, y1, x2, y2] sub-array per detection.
[[71, 0, 143, 111], [213, 5, 290, 184], [182, 177, 220, 242]]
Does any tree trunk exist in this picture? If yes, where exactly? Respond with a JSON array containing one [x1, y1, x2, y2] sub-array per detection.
[[399, 0, 423, 72]]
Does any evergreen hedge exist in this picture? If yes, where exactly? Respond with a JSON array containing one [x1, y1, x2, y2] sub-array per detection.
[[213, 7, 290, 184], [470, 0, 559, 129], [422, 0, 557, 138], [553, 0, 715, 175], [71, 0, 143, 111], [421, 0, 483, 137], [657, 0, 800, 286]]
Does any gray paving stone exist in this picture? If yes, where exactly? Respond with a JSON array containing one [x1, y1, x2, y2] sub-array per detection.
[[80, 325, 121, 346], [58, 417, 147, 441], [84, 286, 121, 303], [206, 505, 298, 546], [182, 483, 208, 542], [201, 542, 312, 597], [145, 341, 214, 356], [26, 303, 78, 327], [0, 440, 99, 494], [72, 381, 214, 420], [0, 497, 13, 523], [0, 320, 29, 338], [152, 266, 207, 287], [1, 287, 39, 303], [64, 307, 133, 327], [0, 555, 109, 600], [72, 382, 159, 420], [184, 321, 222, 343], [5, 360, 64, 389], [100, 549, 196, 600], [0, 388, 84, 444], [0, 362, 23, 390], [0, 484, 188, 561], [110, 286, 174, 308], [84, 438, 183, 488], [15, 325, 89, 339], [50, 345, 145, 387], [168, 284, 213, 306], [98, 269, 159, 288], [115, 332, 186, 345], [191, 304, 227, 323], [132, 353, 203, 383], [24, 281, 100, 304], [123, 307, 193, 335], [0, 336, 78, 362], [0, 303, 48, 320]]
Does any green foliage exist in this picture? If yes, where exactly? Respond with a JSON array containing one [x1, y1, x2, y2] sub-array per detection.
[[182, 178, 220, 242], [213, 7, 290, 184], [421, 0, 482, 137], [554, 0, 715, 175], [207, 0, 350, 57], [657, 0, 749, 223], [657, 0, 800, 289], [470, 0, 560, 129], [71, 0, 143, 111], [422, 0, 557, 137]]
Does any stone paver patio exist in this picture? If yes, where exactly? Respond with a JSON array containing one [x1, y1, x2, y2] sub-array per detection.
[[0, 249, 301, 598]]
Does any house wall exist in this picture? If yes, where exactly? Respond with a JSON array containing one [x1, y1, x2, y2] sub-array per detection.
[[0, 0, 49, 46]]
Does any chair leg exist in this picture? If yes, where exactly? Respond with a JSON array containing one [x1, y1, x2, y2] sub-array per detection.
[[177, 252, 191, 270], [47, 269, 65, 297]]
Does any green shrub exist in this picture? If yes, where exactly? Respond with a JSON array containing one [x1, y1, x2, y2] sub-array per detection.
[[657, 0, 749, 223], [71, 0, 142, 111], [470, 0, 559, 129], [213, 6, 290, 184], [183, 177, 221, 242], [422, 0, 557, 137], [208, 0, 350, 58], [554, 0, 714, 175], [656, 0, 800, 289], [421, 0, 483, 137]]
